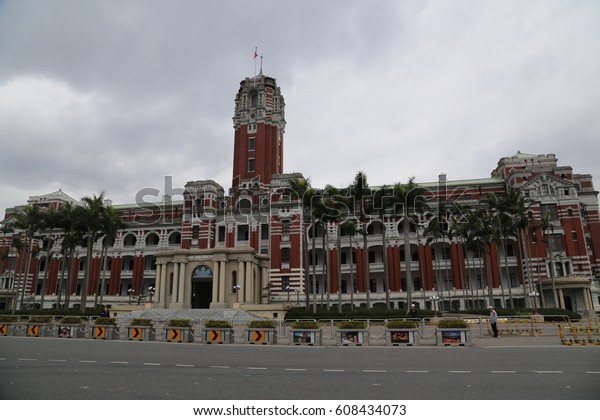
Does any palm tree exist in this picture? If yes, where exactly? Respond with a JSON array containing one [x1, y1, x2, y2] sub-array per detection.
[[504, 188, 535, 308], [76, 193, 107, 313], [12, 205, 45, 310], [374, 185, 395, 310], [288, 177, 316, 311], [484, 192, 511, 309], [393, 177, 427, 313], [97, 205, 124, 307], [38, 206, 61, 310], [423, 216, 445, 306], [340, 220, 357, 309], [351, 171, 372, 308], [56, 202, 81, 309]]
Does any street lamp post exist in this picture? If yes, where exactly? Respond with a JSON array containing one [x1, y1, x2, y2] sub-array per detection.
[[429, 295, 440, 317], [127, 288, 134, 304], [528, 290, 540, 313], [295, 289, 300, 304], [234, 285, 241, 303], [285, 285, 291, 302], [148, 286, 156, 303]]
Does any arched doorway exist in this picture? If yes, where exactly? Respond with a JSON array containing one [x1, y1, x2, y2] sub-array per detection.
[[191, 265, 213, 309]]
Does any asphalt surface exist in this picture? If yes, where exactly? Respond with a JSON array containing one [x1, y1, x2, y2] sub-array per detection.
[[1, 335, 599, 400]]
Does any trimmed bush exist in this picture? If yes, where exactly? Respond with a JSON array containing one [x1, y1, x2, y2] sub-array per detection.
[[94, 317, 117, 326], [130, 318, 153, 327], [0, 315, 19, 322], [60, 316, 85, 324], [387, 320, 417, 329], [167, 319, 192, 328], [437, 319, 468, 329], [204, 320, 232, 329], [28, 316, 53, 323], [248, 320, 276, 329], [337, 320, 367, 329], [290, 320, 319, 329]]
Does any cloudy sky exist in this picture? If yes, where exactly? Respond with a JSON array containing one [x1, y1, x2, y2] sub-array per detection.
[[1, 0, 599, 214]]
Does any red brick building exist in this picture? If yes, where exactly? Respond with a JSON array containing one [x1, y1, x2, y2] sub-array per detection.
[[1, 73, 598, 315]]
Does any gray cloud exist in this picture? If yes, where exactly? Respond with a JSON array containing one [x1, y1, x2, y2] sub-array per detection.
[[1, 0, 599, 215]]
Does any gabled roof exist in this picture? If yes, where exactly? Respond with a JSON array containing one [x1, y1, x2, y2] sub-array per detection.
[[27, 189, 79, 205]]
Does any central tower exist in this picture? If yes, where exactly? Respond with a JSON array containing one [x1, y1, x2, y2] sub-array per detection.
[[231, 73, 286, 189]]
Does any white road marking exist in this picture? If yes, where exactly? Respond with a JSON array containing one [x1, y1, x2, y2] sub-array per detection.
[[18, 358, 37, 361], [285, 368, 307, 371], [247, 367, 267, 370], [449, 371, 471, 373], [175, 364, 194, 368], [585, 371, 600, 374], [323, 369, 344, 372], [491, 371, 516, 373], [363, 370, 387, 373], [80, 360, 97, 363], [535, 370, 563, 374], [110, 361, 129, 364], [405, 370, 429, 373], [48, 359, 67, 362], [143, 363, 161, 366], [210, 366, 230, 369]]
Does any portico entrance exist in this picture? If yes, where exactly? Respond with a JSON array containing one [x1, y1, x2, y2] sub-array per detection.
[[191, 265, 213, 309]]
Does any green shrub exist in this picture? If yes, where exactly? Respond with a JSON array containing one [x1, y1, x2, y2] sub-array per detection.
[[437, 319, 468, 329], [28, 316, 53, 323], [337, 320, 367, 329], [94, 317, 117, 326], [290, 320, 319, 329], [0, 315, 19, 322], [386, 320, 418, 329], [130, 318, 153, 326], [167, 319, 192, 327], [248, 320, 276, 329], [204, 320, 232, 329], [60, 316, 85, 324]]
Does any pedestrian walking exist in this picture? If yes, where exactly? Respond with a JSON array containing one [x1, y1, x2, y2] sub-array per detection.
[[488, 305, 498, 338]]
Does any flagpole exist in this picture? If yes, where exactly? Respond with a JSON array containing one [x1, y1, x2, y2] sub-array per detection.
[[254, 47, 258, 77]]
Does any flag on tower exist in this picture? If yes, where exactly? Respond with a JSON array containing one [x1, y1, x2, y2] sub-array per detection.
[[253, 47, 258, 59]]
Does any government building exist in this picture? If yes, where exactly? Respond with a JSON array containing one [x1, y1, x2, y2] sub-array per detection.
[[1, 72, 599, 317]]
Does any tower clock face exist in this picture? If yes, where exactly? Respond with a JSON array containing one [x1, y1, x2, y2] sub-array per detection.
[[250, 112, 256, 120]]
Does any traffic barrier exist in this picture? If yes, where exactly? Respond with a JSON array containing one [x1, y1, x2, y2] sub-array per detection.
[[245, 328, 277, 345]]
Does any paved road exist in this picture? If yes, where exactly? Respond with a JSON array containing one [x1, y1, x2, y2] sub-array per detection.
[[1, 336, 599, 399]]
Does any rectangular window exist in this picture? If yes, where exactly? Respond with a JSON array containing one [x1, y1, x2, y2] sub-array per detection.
[[548, 234, 565, 252], [369, 251, 376, 263], [541, 204, 559, 221], [341, 253, 347, 265], [218, 226, 225, 242], [281, 219, 290, 238], [572, 231, 577, 241], [248, 158, 255, 172], [281, 247, 290, 263], [261, 224, 269, 240], [192, 225, 199, 240], [248, 138, 255, 151], [370, 279, 377, 293]]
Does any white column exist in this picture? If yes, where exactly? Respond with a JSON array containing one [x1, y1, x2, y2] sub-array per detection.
[[172, 262, 180, 304], [261, 266, 268, 304], [155, 263, 162, 303], [160, 263, 168, 306], [178, 262, 186, 304], [558, 289, 565, 309], [245, 261, 253, 303], [237, 260, 248, 302], [219, 260, 226, 303], [212, 260, 220, 303]]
